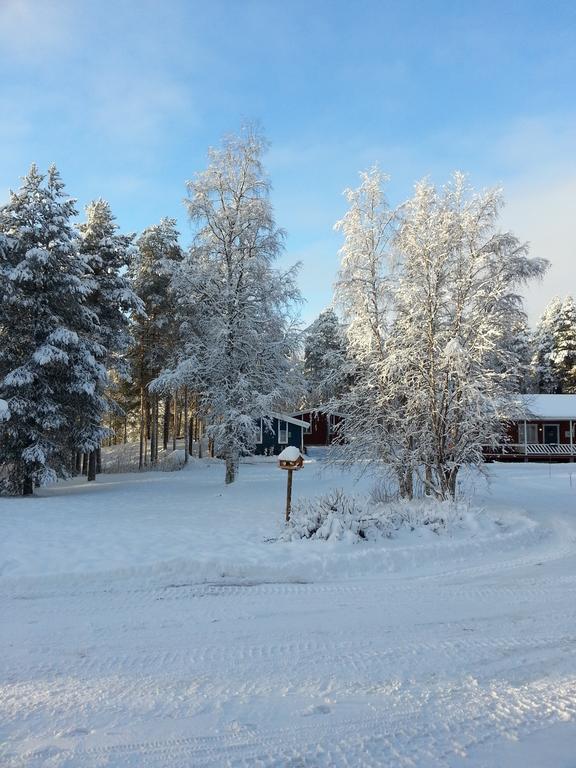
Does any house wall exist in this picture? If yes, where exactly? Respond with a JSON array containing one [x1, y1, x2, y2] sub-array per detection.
[[509, 420, 575, 444], [253, 418, 303, 456], [298, 412, 342, 446]]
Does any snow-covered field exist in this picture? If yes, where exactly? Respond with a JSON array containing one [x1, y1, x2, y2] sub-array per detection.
[[2, 457, 576, 767]]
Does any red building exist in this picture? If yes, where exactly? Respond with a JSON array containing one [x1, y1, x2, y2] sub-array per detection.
[[487, 395, 576, 462], [290, 409, 344, 447]]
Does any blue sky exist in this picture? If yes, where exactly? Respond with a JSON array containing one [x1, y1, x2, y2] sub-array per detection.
[[1, 0, 575, 325]]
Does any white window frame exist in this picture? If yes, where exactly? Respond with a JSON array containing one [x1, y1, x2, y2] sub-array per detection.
[[278, 420, 288, 444], [519, 422, 538, 444]]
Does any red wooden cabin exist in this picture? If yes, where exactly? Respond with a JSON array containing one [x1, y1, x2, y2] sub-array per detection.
[[487, 395, 576, 462], [290, 409, 344, 447]]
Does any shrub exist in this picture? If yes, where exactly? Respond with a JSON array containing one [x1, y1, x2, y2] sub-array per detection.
[[283, 489, 469, 542]]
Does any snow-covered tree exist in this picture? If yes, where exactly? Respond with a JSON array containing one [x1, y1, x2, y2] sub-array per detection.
[[333, 167, 412, 491], [303, 308, 349, 404], [0, 165, 105, 495], [77, 199, 143, 478], [129, 218, 183, 466], [335, 171, 547, 499], [531, 298, 562, 393], [550, 296, 576, 393], [532, 296, 576, 394], [157, 126, 301, 483]]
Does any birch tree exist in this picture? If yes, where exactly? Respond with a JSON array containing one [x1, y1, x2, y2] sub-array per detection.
[[158, 126, 301, 483], [335, 171, 547, 499]]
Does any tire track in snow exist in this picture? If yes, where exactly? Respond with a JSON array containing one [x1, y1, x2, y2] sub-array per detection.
[[6, 675, 576, 768]]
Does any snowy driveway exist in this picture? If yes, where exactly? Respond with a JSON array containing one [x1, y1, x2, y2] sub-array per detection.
[[1, 461, 576, 766]]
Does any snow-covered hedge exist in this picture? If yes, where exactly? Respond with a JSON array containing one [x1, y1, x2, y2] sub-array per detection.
[[282, 489, 472, 542]]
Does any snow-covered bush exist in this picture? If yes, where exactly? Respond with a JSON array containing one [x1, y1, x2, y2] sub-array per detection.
[[282, 489, 472, 542]]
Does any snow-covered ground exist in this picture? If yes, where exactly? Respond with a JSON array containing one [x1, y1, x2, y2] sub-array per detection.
[[1, 458, 576, 766]]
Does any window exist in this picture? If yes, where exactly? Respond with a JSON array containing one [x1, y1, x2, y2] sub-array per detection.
[[519, 423, 538, 444], [256, 418, 263, 444], [278, 420, 288, 444]]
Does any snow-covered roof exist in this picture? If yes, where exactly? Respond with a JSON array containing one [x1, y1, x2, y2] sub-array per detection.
[[270, 412, 310, 428], [291, 407, 346, 418], [520, 394, 576, 420], [0, 398, 10, 422], [278, 446, 302, 461]]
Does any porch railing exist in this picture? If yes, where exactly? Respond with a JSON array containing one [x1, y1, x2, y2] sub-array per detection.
[[494, 443, 576, 456]]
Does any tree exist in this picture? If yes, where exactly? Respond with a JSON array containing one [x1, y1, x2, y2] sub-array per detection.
[[303, 308, 349, 404], [78, 199, 143, 478], [335, 170, 547, 499], [550, 296, 576, 393], [531, 298, 561, 394], [0, 165, 104, 495], [158, 126, 301, 483], [129, 218, 183, 467]]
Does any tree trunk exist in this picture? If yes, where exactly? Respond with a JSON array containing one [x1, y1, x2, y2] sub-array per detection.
[[150, 395, 158, 465], [163, 396, 170, 451], [225, 451, 238, 484], [75, 452, 82, 475], [82, 453, 88, 476], [172, 391, 178, 451], [87, 451, 96, 482], [22, 475, 34, 496], [139, 386, 145, 469], [188, 416, 194, 456], [96, 447, 102, 475], [183, 387, 189, 464]]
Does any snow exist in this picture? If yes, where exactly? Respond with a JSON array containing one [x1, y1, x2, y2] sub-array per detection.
[[521, 393, 576, 419], [0, 398, 9, 421], [2, 459, 576, 766], [278, 445, 301, 461]]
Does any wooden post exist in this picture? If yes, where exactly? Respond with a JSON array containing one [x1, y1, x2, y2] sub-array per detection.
[[285, 468, 294, 522], [523, 419, 528, 463]]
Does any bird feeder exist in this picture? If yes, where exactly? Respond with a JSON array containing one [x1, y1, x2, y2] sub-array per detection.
[[278, 446, 304, 521]]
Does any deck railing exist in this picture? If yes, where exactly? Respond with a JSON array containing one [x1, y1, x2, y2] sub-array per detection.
[[492, 443, 575, 456]]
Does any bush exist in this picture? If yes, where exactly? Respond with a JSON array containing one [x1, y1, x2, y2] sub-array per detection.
[[282, 489, 469, 542]]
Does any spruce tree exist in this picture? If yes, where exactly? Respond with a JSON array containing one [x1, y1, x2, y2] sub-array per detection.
[[303, 308, 349, 404], [78, 200, 143, 476], [551, 296, 576, 393], [129, 218, 183, 466], [0, 165, 104, 494]]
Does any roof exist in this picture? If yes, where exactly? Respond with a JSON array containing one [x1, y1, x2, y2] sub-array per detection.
[[291, 407, 346, 418], [270, 412, 310, 428], [520, 394, 576, 420]]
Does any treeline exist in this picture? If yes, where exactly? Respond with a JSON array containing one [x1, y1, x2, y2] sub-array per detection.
[[0, 126, 301, 494]]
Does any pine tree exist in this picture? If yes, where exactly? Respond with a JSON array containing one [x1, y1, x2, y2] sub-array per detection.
[[304, 308, 350, 404], [129, 218, 183, 467], [531, 298, 563, 393], [77, 199, 143, 477], [0, 165, 104, 494], [551, 296, 576, 393], [158, 126, 302, 484]]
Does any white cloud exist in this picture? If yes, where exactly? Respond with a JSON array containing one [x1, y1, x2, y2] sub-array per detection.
[[502, 175, 576, 325], [0, 0, 79, 59]]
